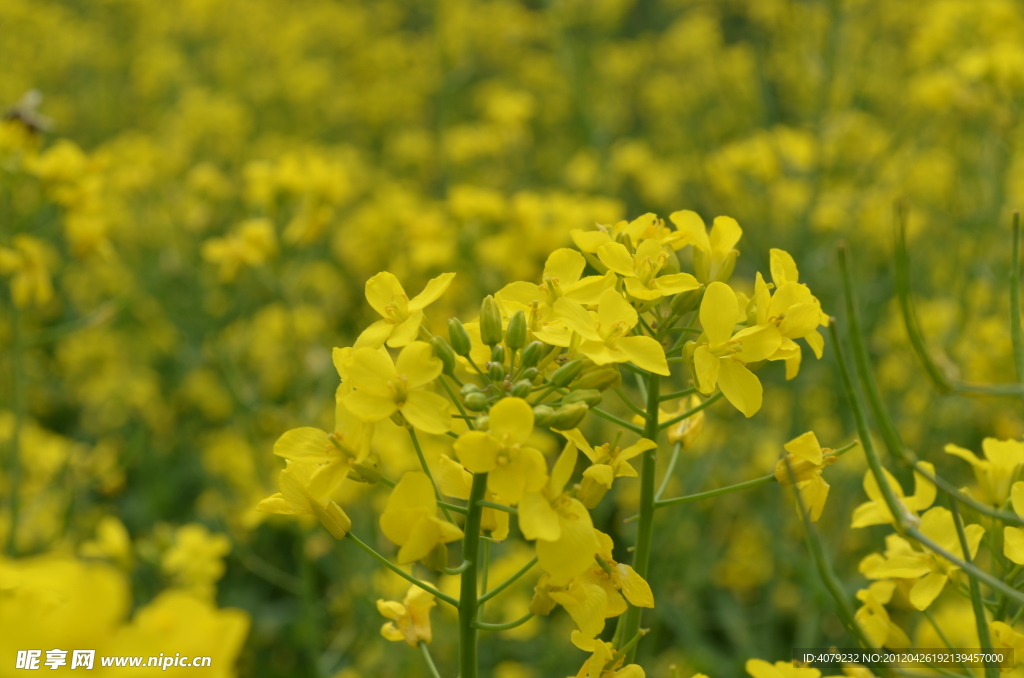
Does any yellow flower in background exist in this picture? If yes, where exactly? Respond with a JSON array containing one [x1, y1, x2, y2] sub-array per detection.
[[665, 395, 706, 449], [555, 288, 670, 375], [989, 621, 1024, 660], [559, 428, 655, 508], [453, 397, 547, 505], [853, 580, 910, 648], [571, 212, 680, 253], [860, 507, 984, 610], [851, 462, 936, 528], [200, 218, 277, 282], [774, 432, 840, 522], [344, 341, 451, 435], [519, 441, 600, 586], [356, 271, 455, 348], [1002, 482, 1024, 564], [161, 524, 231, 599], [379, 471, 463, 564], [377, 585, 436, 647], [692, 281, 781, 417], [256, 460, 352, 539], [945, 437, 1024, 507], [596, 238, 700, 301], [572, 639, 646, 677], [0, 234, 54, 308], [745, 659, 822, 678], [80, 516, 133, 570], [669, 211, 742, 284]]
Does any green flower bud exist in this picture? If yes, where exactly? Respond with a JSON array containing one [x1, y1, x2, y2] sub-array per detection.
[[547, 402, 589, 429], [491, 344, 505, 364], [448, 318, 472, 356], [511, 380, 532, 398], [487, 361, 505, 382], [465, 392, 489, 411], [573, 366, 622, 391], [670, 285, 704, 315], [480, 295, 503, 346], [562, 389, 602, 407], [505, 310, 527, 350], [390, 410, 408, 427], [474, 414, 489, 429], [460, 383, 480, 396], [520, 367, 540, 382], [430, 336, 457, 376], [519, 341, 545, 368], [550, 359, 584, 387], [532, 405, 555, 427]]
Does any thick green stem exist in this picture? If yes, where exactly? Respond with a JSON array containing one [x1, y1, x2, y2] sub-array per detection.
[[616, 374, 660, 662], [459, 473, 488, 678]]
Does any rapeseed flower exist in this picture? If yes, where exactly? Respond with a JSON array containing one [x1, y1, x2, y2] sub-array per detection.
[[379, 471, 464, 564], [356, 271, 455, 348]]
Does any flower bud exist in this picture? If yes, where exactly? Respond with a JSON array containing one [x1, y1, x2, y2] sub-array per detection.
[[490, 345, 505, 364], [520, 367, 540, 382], [480, 295, 503, 346], [487, 361, 505, 382], [532, 405, 555, 427], [505, 310, 527, 350], [460, 383, 480, 396], [550, 359, 584, 387], [669, 285, 704, 315], [390, 411, 408, 427], [511, 380, 532, 398], [448, 318, 472, 356], [519, 341, 545, 368], [573, 366, 621, 391], [577, 474, 609, 509], [562, 389, 602, 408], [474, 414, 489, 429], [430, 337, 457, 376], [464, 392, 489, 411], [548, 402, 589, 429], [311, 500, 352, 540]]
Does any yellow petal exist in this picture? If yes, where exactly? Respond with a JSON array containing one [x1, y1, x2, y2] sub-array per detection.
[[1013, 481, 1024, 518], [616, 335, 670, 376], [1005, 527, 1024, 565], [549, 581, 607, 640], [396, 341, 443, 387], [435, 455, 472, 500], [693, 345, 719, 394], [613, 563, 654, 608], [354, 319, 394, 349], [536, 498, 599, 585], [944, 443, 981, 468], [519, 492, 561, 542], [596, 242, 637, 277], [543, 248, 586, 285], [709, 216, 741, 252], [397, 515, 442, 563], [583, 464, 614, 489], [570, 229, 611, 253], [365, 271, 407, 318], [274, 427, 331, 462], [408, 272, 455, 310], [597, 288, 638, 330], [778, 302, 821, 339], [401, 390, 451, 435], [717, 359, 762, 418], [453, 431, 501, 473], [344, 391, 397, 422], [769, 248, 799, 286], [347, 347, 396, 395], [909, 571, 948, 610], [700, 282, 738, 347], [550, 442, 579, 496], [654, 272, 700, 295], [553, 297, 602, 341], [387, 310, 423, 347], [489, 397, 534, 444], [784, 431, 823, 466], [668, 210, 711, 251], [733, 325, 782, 363]]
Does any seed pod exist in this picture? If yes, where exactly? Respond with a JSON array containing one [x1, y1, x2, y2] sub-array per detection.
[[464, 392, 489, 411], [550, 359, 584, 387], [547, 402, 589, 429], [573, 366, 621, 391], [491, 344, 506, 364], [511, 380, 532, 398], [532, 405, 555, 427], [562, 389, 602, 407], [519, 341, 545, 368], [670, 285, 704, 315], [487, 361, 505, 382], [480, 295, 503, 347], [448, 318, 472, 356], [430, 336, 457, 376], [505, 310, 527, 350]]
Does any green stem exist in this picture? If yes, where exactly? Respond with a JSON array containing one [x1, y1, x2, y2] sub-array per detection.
[[473, 612, 534, 631], [479, 556, 537, 604], [345, 532, 458, 608], [654, 441, 682, 501], [614, 388, 648, 418], [440, 375, 474, 428], [655, 473, 774, 509], [949, 499, 998, 678], [459, 473, 488, 678], [419, 642, 442, 678], [587, 406, 644, 436], [615, 373, 660, 662], [1011, 212, 1024, 399], [438, 501, 469, 515], [443, 560, 471, 575], [409, 429, 457, 525], [478, 500, 517, 515], [659, 387, 697, 402]]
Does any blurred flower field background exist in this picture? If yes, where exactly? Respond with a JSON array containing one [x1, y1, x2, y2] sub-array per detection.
[[4, 0, 1024, 676]]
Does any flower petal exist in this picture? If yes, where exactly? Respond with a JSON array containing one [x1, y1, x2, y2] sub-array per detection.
[[408, 272, 455, 310]]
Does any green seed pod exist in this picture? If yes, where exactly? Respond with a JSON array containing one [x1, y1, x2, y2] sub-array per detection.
[[519, 341, 545, 368], [549, 359, 584, 387], [670, 285, 704, 315], [562, 389, 602, 407], [487, 361, 505, 382], [491, 344, 506, 364], [547, 402, 589, 429], [511, 380, 532, 398], [505, 310, 527, 350], [430, 336, 457, 376], [448, 318, 472, 356], [464, 392, 489, 411], [480, 295, 503, 347], [532, 405, 555, 427], [520, 367, 540, 382], [573, 366, 622, 391]]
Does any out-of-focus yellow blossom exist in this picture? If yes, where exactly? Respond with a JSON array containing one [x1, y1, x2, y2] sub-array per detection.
[[990, 621, 1024, 660], [944, 437, 1024, 507], [356, 271, 455, 348], [851, 463, 937, 528], [691, 281, 781, 417], [572, 639, 646, 677], [555, 288, 670, 375], [853, 581, 911, 648], [860, 507, 984, 610], [0, 234, 54, 307], [27, 138, 89, 184], [80, 516, 133, 570], [774, 432, 839, 521], [256, 460, 352, 539], [745, 658, 822, 678], [453, 397, 547, 505], [558, 428, 655, 508], [1002, 482, 1024, 564], [377, 585, 435, 647], [669, 211, 742, 284], [519, 442, 600, 586], [665, 395, 705, 449], [379, 471, 463, 564], [161, 524, 231, 599], [344, 341, 451, 435], [596, 238, 700, 301], [200, 218, 277, 282]]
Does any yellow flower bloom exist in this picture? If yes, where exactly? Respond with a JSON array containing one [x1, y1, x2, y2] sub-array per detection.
[[377, 585, 436, 647], [578, 530, 654, 621], [499, 247, 616, 310], [161, 524, 231, 599], [572, 212, 688, 253], [990, 620, 1024, 660], [774, 432, 840, 522], [1002, 482, 1024, 564], [852, 580, 910, 648], [596, 238, 700, 301], [343, 341, 451, 435], [379, 471, 464, 564], [256, 460, 352, 539], [453, 397, 548, 505], [545, 578, 608, 648], [356, 271, 455, 348], [559, 428, 655, 508], [945, 437, 1024, 507], [851, 462, 936, 528], [434, 454, 510, 541], [749, 270, 827, 380], [555, 288, 670, 375], [572, 639, 646, 678], [519, 441, 600, 586], [860, 507, 984, 610], [669, 210, 742, 283], [0, 235, 54, 308], [200, 218, 277, 282], [691, 281, 781, 417]]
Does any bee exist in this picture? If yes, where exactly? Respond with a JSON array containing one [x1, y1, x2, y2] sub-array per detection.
[[3, 89, 53, 135]]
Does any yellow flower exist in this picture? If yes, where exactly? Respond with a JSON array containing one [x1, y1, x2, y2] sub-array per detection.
[[852, 580, 910, 648], [860, 507, 984, 610], [745, 659, 822, 678], [669, 210, 742, 283], [559, 428, 655, 508], [518, 441, 600, 586], [989, 620, 1024, 661], [379, 471, 464, 564], [774, 432, 840, 522], [0, 235, 54, 308], [544, 578, 608, 648], [356, 271, 455, 348], [851, 462, 936, 528], [555, 288, 670, 375], [499, 247, 616, 311], [1002, 482, 1024, 564], [572, 212, 687, 253], [749, 270, 827, 380], [945, 437, 1024, 507], [665, 395, 705, 449], [572, 639, 646, 678], [377, 585, 436, 647], [578, 530, 654, 621], [453, 397, 548, 505], [434, 454, 510, 541], [161, 524, 231, 599], [257, 460, 353, 539], [596, 238, 700, 301], [691, 281, 781, 417], [343, 341, 452, 435], [200, 218, 277, 282]]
